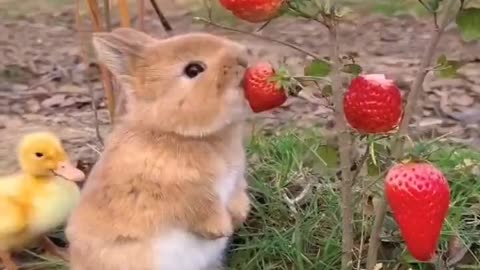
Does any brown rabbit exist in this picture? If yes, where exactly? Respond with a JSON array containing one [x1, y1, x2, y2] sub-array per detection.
[[65, 28, 251, 270]]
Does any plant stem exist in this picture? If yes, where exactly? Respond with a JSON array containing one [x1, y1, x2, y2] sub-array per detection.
[[365, 1, 458, 269], [194, 17, 324, 61], [351, 143, 370, 186], [328, 19, 354, 270], [150, 0, 173, 34]]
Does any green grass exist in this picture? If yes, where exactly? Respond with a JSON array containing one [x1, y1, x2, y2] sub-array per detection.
[[227, 130, 480, 270], [228, 131, 343, 270], [14, 130, 480, 269]]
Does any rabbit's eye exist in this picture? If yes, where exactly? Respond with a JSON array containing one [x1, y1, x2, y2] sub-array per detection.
[[184, 62, 206, 78]]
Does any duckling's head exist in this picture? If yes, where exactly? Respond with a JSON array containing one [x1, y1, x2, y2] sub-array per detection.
[[17, 131, 85, 182]]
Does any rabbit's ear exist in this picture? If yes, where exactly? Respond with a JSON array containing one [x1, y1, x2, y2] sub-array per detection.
[[92, 28, 154, 76]]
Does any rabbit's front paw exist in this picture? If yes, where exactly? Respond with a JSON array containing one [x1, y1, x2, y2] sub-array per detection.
[[228, 190, 251, 228], [198, 209, 233, 240]]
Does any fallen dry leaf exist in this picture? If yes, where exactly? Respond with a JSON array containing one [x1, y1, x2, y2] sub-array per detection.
[[446, 235, 470, 267]]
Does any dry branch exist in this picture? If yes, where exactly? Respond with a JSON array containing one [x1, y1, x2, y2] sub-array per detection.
[[365, 0, 459, 268], [76, 0, 104, 145], [194, 17, 323, 60], [150, 0, 173, 34], [86, 0, 103, 30], [118, 0, 131, 27], [85, 0, 117, 124]]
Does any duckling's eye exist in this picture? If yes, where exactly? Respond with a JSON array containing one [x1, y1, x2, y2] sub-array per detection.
[[35, 152, 44, 158], [183, 61, 206, 78]]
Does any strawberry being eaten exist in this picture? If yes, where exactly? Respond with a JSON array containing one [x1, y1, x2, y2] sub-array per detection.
[[385, 162, 450, 261], [243, 62, 287, 113], [219, 0, 284, 23], [343, 74, 403, 134]]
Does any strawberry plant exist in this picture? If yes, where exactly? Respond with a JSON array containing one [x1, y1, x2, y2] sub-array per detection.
[[192, 0, 480, 269]]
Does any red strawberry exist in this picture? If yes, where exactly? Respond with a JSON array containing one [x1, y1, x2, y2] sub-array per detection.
[[343, 74, 403, 134], [219, 0, 284, 23], [243, 62, 287, 113], [385, 162, 450, 261]]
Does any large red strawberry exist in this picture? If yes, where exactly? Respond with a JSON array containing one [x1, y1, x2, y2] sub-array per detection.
[[343, 74, 403, 134], [243, 62, 287, 113], [385, 162, 450, 261], [219, 0, 284, 23]]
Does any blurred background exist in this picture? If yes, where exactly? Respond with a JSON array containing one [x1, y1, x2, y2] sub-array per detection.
[[0, 0, 478, 173], [0, 1, 479, 269]]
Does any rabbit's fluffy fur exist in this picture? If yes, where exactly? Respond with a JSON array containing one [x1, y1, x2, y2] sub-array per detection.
[[66, 28, 251, 270]]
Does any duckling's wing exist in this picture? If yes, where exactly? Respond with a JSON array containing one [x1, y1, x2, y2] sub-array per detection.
[[0, 196, 27, 236]]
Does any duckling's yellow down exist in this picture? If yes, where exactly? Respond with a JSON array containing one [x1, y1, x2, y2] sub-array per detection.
[[0, 132, 84, 252]]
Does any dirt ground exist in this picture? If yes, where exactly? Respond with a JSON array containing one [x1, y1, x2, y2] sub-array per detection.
[[1, 1, 479, 174]]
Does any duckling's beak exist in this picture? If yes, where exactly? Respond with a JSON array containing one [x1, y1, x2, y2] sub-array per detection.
[[53, 161, 86, 182]]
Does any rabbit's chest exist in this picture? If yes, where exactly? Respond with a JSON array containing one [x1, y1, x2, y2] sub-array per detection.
[[151, 166, 243, 270], [152, 229, 228, 270], [216, 167, 242, 206]]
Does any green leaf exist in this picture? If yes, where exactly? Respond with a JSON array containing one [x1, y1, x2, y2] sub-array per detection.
[[438, 62, 461, 78], [334, 6, 352, 17], [437, 54, 448, 65], [304, 59, 332, 77], [314, 0, 332, 14], [427, 0, 443, 11], [366, 140, 390, 176], [321, 84, 333, 97], [341, 64, 363, 76], [456, 8, 480, 41], [316, 145, 339, 168], [435, 55, 463, 78]]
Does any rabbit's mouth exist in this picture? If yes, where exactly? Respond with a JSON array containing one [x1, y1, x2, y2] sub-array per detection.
[[239, 77, 245, 88]]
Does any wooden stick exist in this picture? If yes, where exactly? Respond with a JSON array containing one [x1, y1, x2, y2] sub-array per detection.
[[104, 0, 112, 31], [118, 0, 131, 27], [77, 0, 105, 145], [85, 0, 117, 124], [87, 0, 104, 31]]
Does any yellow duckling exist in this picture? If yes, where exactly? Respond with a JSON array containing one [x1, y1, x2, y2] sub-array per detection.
[[0, 131, 85, 270]]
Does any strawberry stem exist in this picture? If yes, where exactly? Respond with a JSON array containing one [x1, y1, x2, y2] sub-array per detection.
[[193, 17, 326, 61]]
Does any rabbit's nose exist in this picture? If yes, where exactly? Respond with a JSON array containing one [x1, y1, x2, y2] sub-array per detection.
[[236, 47, 252, 68], [237, 56, 248, 68]]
